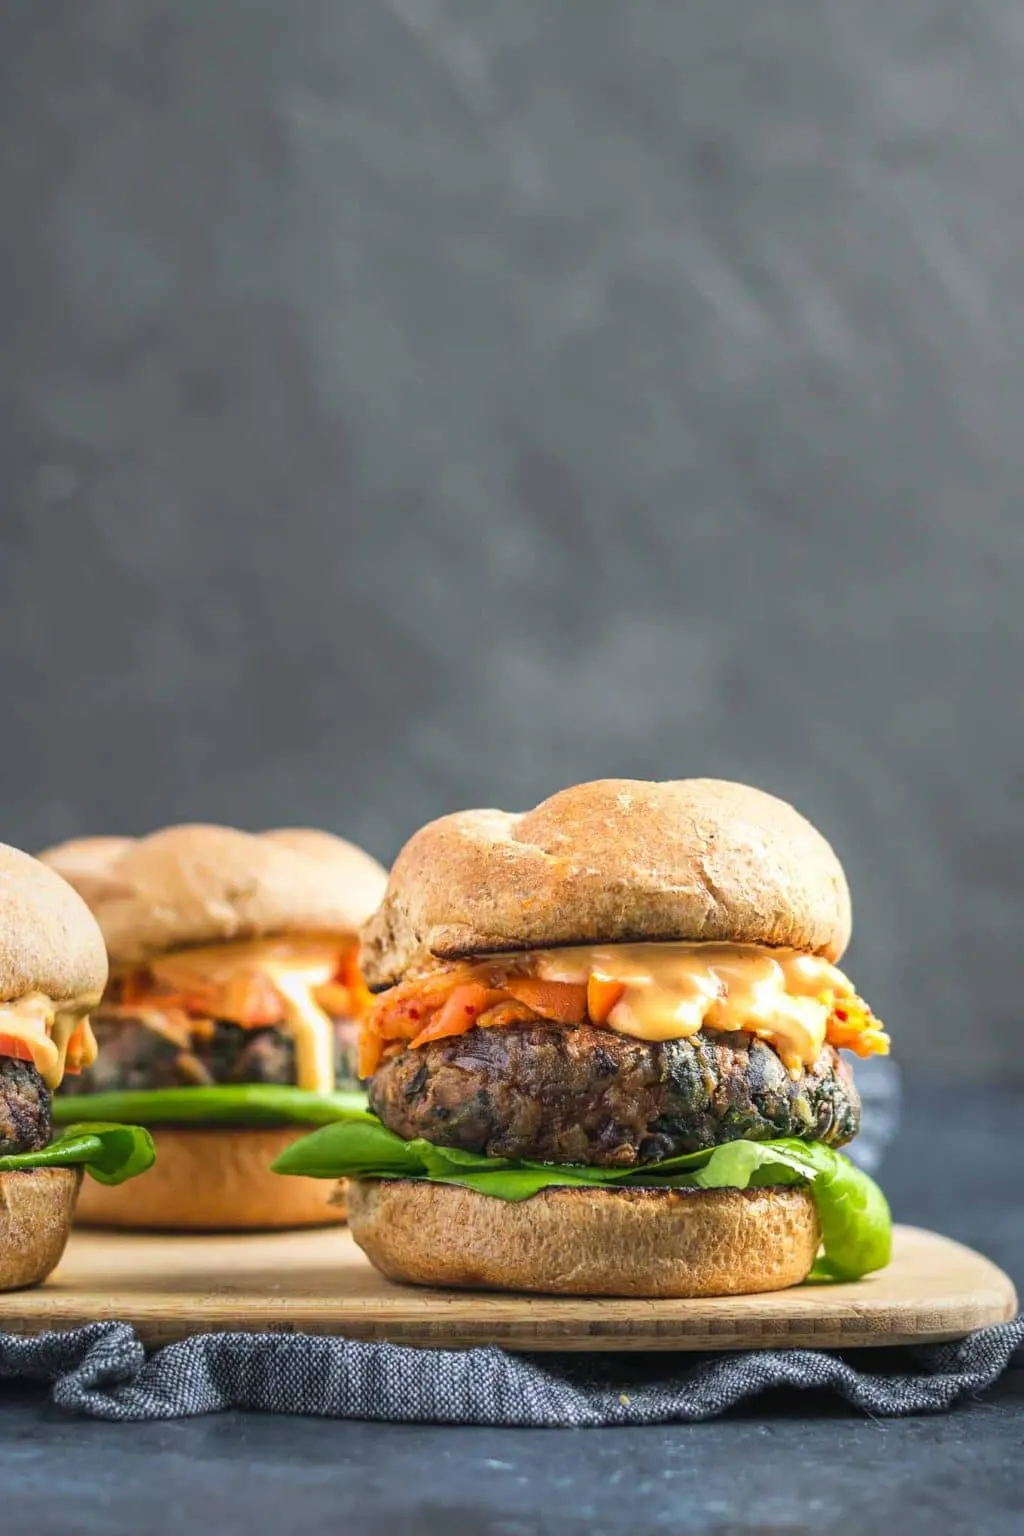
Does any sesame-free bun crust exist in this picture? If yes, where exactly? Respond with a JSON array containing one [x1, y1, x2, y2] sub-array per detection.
[[347, 1179, 820, 1298], [0, 843, 108, 1005], [37, 836, 135, 885], [362, 779, 851, 987], [40, 824, 388, 964], [0, 1167, 82, 1291], [73, 1126, 347, 1231]]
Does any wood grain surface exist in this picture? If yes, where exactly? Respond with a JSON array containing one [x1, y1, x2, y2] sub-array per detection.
[[0, 1223, 1014, 1352]]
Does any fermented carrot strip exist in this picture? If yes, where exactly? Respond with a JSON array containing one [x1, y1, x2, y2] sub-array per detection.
[[117, 951, 379, 1030], [0, 1033, 35, 1063], [502, 977, 588, 1024], [325, 950, 374, 1019], [314, 981, 353, 1017], [358, 1027, 384, 1079], [113, 972, 284, 1028], [360, 964, 616, 1076], [218, 971, 286, 1026], [475, 1000, 536, 1029], [409, 983, 497, 1048], [587, 975, 625, 1025]]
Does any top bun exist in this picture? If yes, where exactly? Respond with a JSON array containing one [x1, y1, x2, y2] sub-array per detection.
[[35, 837, 136, 911], [0, 843, 108, 1004], [39, 825, 388, 964], [361, 779, 851, 988]]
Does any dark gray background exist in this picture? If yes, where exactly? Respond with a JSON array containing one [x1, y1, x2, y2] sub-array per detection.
[[1, 2, 1021, 1082]]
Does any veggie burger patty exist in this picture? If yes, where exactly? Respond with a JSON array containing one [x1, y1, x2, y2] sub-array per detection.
[[368, 1022, 861, 1167], [60, 1013, 362, 1095], [0, 1056, 53, 1156]]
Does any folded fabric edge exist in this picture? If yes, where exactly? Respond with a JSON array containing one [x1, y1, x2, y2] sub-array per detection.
[[0, 1315, 1020, 1426]]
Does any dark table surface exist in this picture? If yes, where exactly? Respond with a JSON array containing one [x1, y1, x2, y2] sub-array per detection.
[[2, 1082, 1021, 1536]]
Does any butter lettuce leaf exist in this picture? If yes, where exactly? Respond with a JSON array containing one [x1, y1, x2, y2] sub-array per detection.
[[0, 1123, 156, 1185], [52, 1085, 369, 1129], [273, 1113, 891, 1280], [789, 1140, 893, 1280]]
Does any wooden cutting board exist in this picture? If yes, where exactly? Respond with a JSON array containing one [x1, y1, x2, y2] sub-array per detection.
[[0, 1224, 1014, 1351]]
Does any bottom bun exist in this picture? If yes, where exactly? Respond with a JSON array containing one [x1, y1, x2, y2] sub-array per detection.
[[0, 1167, 82, 1291], [347, 1179, 820, 1298], [74, 1127, 347, 1232]]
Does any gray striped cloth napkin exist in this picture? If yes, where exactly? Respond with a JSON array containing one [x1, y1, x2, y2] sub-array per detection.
[[0, 1315, 1021, 1423]]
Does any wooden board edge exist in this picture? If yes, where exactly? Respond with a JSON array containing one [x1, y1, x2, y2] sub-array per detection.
[[1, 1284, 1015, 1352], [0, 1223, 1015, 1353], [0, 1317, 1015, 1352]]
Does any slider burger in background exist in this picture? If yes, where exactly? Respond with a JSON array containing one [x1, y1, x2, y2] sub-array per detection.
[[40, 825, 387, 1230], [276, 779, 893, 1297], [0, 843, 153, 1289]]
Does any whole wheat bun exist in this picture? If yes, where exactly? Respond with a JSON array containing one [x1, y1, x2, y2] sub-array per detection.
[[39, 824, 388, 964], [0, 842, 108, 1005], [362, 778, 851, 988], [0, 1167, 82, 1291], [347, 1178, 820, 1298], [73, 1126, 347, 1231], [35, 836, 135, 884]]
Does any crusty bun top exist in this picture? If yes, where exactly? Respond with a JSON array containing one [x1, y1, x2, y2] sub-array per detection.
[[0, 843, 108, 1004], [361, 779, 851, 988], [35, 837, 136, 911], [39, 824, 388, 964]]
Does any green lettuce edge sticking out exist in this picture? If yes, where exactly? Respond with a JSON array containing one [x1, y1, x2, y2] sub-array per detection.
[[273, 1112, 893, 1282], [51, 1084, 369, 1129], [0, 1123, 156, 1186]]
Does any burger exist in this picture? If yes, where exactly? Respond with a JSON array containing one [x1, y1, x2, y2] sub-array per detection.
[[0, 842, 153, 1289], [275, 779, 893, 1297], [41, 824, 387, 1230]]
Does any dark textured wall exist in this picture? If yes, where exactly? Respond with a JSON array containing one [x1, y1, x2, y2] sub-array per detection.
[[1, 2, 1022, 1080]]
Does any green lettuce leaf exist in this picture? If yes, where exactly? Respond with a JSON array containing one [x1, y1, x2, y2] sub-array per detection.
[[789, 1140, 893, 1281], [0, 1123, 156, 1185], [273, 1113, 891, 1280], [51, 1085, 369, 1129]]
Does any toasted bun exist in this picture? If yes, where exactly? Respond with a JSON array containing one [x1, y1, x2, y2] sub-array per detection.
[[40, 824, 388, 963], [362, 778, 851, 987], [0, 1167, 81, 1291], [37, 836, 135, 881], [73, 1126, 347, 1231], [347, 1178, 820, 1297], [0, 843, 108, 1005]]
